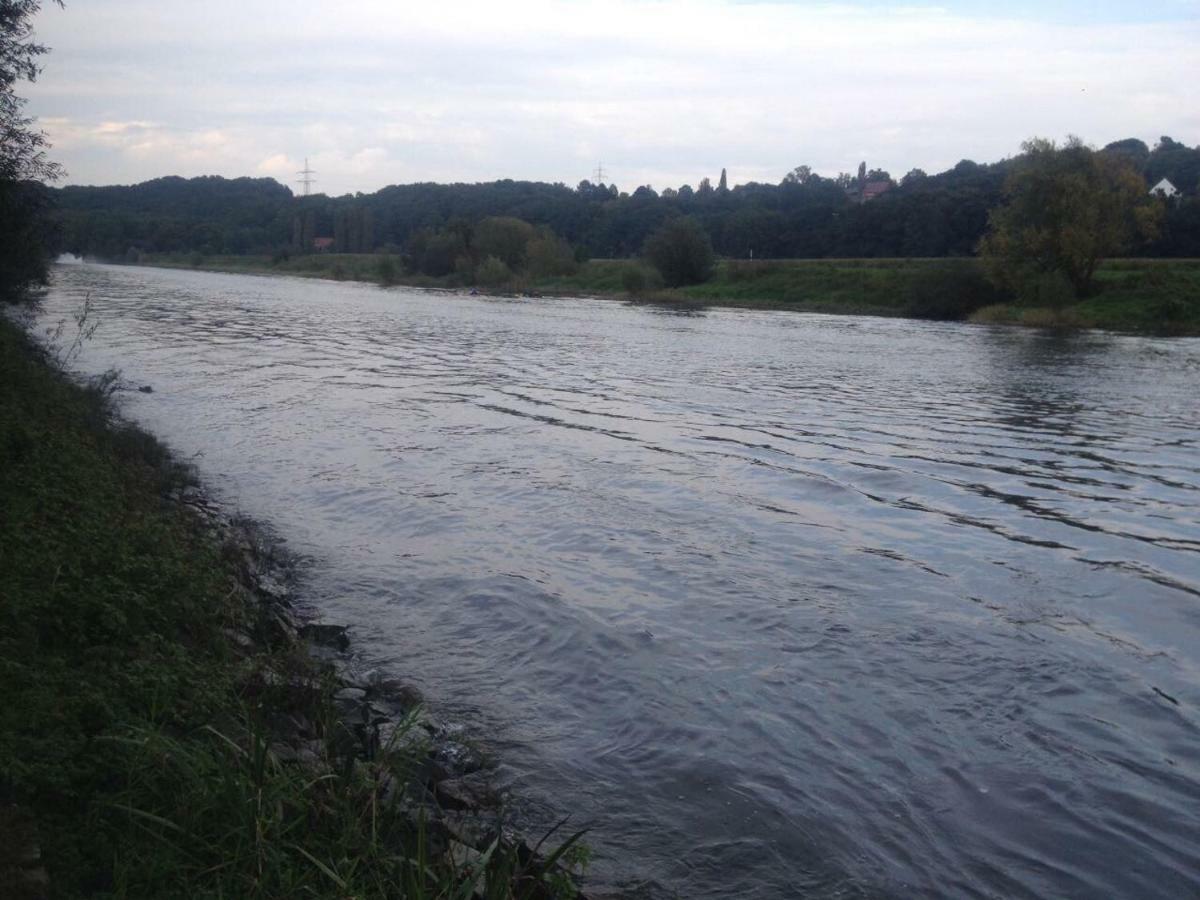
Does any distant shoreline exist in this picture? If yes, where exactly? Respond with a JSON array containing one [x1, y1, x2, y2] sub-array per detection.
[[102, 254, 1200, 336]]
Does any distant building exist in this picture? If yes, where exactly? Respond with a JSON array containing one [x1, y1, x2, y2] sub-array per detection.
[[860, 180, 892, 203], [1149, 178, 1180, 199], [312, 236, 335, 252]]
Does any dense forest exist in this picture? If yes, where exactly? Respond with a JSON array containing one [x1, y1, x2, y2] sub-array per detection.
[[53, 137, 1200, 266]]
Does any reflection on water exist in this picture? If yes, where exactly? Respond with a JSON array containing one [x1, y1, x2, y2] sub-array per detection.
[[36, 264, 1200, 898]]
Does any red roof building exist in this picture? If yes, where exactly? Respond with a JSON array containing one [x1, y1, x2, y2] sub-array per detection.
[[861, 181, 892, 202]]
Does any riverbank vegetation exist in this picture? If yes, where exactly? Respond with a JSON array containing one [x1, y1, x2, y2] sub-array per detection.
[[1, 0, 63, 303], [133, 251, 1200, 334], [55, 133, 1200, 334], [53, 137, 1200, 266], [0, 315, 589, 899]]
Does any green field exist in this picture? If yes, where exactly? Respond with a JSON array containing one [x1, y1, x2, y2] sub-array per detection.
[[133, 253, 1200, 335]]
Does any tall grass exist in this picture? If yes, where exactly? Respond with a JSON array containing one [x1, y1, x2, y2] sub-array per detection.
[[0, 316, 586, 898]]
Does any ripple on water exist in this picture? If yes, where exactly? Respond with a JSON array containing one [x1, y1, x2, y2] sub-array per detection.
[[35, 263, 1200, 899]]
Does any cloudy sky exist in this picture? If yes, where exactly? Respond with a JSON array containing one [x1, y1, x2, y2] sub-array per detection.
[[25, 0, 1200, 196]]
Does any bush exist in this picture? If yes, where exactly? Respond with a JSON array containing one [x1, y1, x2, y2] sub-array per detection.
[[642, 217, 715, 287], [0, 180, 55, 304], [474, 216, 535, 270], [1019, 269, 1077, 308], [903, 261, 1008, 320], [454, 254, 475, 283], [376, 255, 399, 286], [620, 263, 662, 295], [526, 233, 579, 277], [406, 229, 467, 277], [475, 255, 512, 287]]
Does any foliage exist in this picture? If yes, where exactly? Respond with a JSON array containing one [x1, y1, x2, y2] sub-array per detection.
[[0, 319, 233, 890], [136, 252, 1200, 334], [979, 137, 1161, 303], [0, 178, 56, 300], [474, 216, 536, 269], [57, 175, 294, 259], [619, 262, 662, 295], [642, 216, 715, 287], [376, 253, 399, 285], [526, 231, 578, 278], [49, 134, 1200, 277], [407, 227, 468, 277], [475, 254, 513, 287], [902, 259, 1009, 320], [1, 0, 63, 183], [1, 0, 62, 300]]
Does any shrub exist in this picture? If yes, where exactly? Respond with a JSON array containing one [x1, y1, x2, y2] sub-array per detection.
[[1019, 270, 1077, 308], [620, 263, 662, 295], [376, 255, 398, 286], [406, 229, 467, 277], [526, 233, 579, 278], [903, 261, 1008, 320], [475, 255, 512, 287], [642, 217, 715, 287], [454, 254, 475, 283], [474, 216, 535, 270]]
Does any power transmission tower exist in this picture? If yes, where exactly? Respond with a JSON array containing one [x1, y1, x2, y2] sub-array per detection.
[[296, 157, 316, 196], [593, 162, 607, 185]]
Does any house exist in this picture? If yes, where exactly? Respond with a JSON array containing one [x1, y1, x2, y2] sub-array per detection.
[[312, 236, 335, 252], [1149, 178, 1180, 199], [860, 180, 892, 202]]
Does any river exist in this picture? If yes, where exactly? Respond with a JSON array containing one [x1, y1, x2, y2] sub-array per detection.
[[32, 263, 1200, 898]]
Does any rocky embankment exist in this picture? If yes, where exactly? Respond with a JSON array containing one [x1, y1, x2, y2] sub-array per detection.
[[174, 485, 601, 898]]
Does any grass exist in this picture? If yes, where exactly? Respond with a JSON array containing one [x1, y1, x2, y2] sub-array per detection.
[[0, 312, 585, 899], [967, 260, 1200, 334], [130, 252, 1200, 334]]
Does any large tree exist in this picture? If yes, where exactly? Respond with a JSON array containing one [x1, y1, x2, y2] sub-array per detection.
[[1, 0, 62, 301], [642, 216, 714, 287], [979, 137, 1160, 303]]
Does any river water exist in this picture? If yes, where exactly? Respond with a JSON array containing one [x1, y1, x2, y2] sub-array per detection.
[[33, 263, 1200, 898]]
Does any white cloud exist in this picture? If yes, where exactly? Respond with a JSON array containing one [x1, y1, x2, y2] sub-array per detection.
[[24, 1, 1200, 194]]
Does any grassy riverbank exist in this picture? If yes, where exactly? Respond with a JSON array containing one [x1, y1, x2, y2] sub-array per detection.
[[0, 314, 585, 899], [131, 252, 1200, 334]]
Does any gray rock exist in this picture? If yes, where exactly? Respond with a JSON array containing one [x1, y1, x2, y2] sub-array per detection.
[[256, 574, 289, 601], [221, 627, 256, 651], [435, 773, 501, 811], [433, 740, 485, 780], [299, 623, 350, 651]]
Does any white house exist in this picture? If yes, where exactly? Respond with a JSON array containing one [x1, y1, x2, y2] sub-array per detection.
[[1149, 178, 1180, 199]]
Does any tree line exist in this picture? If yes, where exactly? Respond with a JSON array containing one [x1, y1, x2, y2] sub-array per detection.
[[50, 137, 1200, 269], [1, 0, 63, 303]]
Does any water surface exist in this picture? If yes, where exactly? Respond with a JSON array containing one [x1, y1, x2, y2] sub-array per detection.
[[35, 264, 1200, 898]]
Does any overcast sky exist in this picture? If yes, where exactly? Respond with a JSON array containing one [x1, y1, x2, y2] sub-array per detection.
[[24, 0, 1200, 196]]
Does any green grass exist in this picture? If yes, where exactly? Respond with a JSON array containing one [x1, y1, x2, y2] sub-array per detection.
[[969, 259, 1200, 334], [133, 252, 1200, 333], [0, 315, 585, 899]]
